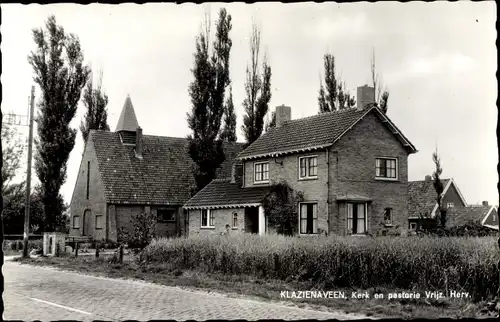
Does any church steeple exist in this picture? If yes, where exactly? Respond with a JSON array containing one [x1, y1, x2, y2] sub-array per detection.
[[115, 95, 139, 132], [115, 95, 140, 145]]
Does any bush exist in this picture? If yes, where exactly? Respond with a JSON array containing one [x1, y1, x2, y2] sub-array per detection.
[[118, 212, 156, 252], [3, 239, 43, 252], [141, 233, 499, 302]]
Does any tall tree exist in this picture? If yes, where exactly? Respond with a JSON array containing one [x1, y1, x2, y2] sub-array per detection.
[[241, 23, 272, 145], [187, 8, 232, 192], [318, 53, 355, 113], [220, 86, 237, 142], [371, 49, 390, 113], [1, 124, 25, 195], [80, 69, 110, 143], [432, 148, 446, 228], [28, 15, 90, 232], [265, 109, 276, 132], [1, 105, 4, 243]]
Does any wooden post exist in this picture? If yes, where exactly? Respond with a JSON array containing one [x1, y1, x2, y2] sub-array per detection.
[[22, 86, 35, 258], [119, 245, 124, 264], [75, 242, 79, 257], [96, 245, 100, 258]]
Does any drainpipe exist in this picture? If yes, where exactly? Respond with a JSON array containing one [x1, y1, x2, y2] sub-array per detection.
[[326, 147, 330, 233]]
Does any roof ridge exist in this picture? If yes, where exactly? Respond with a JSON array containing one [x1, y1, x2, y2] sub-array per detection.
[[281, 107, 361, 125]]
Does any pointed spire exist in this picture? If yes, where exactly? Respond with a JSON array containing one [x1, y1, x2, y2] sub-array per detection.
[[115, 95, 139, 132]]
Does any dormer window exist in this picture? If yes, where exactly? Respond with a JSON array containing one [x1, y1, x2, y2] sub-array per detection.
[[119, 131, 136, 145]]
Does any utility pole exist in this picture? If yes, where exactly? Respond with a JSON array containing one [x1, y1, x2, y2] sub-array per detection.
[[22, 86, 36, 258]]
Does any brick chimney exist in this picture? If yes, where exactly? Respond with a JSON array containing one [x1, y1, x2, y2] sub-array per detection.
[[356, 85, 376, 110], [482, 201, 489, 206], [231, 163, 244, 184], [276, 105, 291, 127], [425, 175, 432, 181], [135, 127, 143, 159]]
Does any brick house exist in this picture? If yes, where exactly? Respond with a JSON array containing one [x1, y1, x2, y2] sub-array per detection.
[[408, 176, 498, 230], [408, 177, 467, 229], [69, 95, 242, 242], [184, 85, 418, 236]]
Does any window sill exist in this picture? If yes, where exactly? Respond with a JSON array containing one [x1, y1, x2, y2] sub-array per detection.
[[298, 177, 318, 181], [298, 233, 318, 236], [253, 181, 270, 185], [349, 234, 369, 237], [375, 177, 399, 182], [200, 227, 215, 230], [232, 227, 238, 230], [383, 224, 394, 228]]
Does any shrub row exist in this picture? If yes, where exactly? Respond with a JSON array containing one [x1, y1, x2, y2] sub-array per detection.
[[3, 239, 43, 252], [141, 233, 499, 301]]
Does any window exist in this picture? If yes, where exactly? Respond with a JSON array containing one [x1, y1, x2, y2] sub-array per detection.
[[383, 208, 393, 226], [493, 214, 496, 222], [375, 158, 397, 179], [299, 156, 318, 179], [409, 222, 417, 230], [86, 161, 90, 200], [157, 208, 176, 222], [95, 215, 103, 230], [347, 203, 367, 235], [299, 203, 318, 234], [232, 212, 238, 229], [73, 216, 80, 229], [254, 162, 269, 183], [201, 209, 214, 228], [447, 202, 454, 208]]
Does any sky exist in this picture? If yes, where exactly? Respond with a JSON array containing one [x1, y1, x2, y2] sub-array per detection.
[[1, 2, 498, 207]]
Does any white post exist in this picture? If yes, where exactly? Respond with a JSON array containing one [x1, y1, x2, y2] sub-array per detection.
[[258, 206, 265, 236]]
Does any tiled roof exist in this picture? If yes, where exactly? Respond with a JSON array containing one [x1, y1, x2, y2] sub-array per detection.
[[238, 106, 417, 159], [408, 179, 450, 218], [90, 130, 243, 205], [446, 206, 491, 227], [183, 179, 270, 209]]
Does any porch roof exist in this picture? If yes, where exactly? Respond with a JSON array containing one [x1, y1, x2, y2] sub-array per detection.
[[183, 179, 270, 210]]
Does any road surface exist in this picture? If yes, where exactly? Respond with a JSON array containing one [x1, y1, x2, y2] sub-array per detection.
[[3, 257, 366, 321]]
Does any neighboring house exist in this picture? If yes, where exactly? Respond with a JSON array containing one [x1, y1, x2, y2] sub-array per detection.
[[480, 202, 499, 230], [184, 85, 418, 236], [445, 203, 498, 228], [408, 177, 467, 229], [70, 95, 243, 242]]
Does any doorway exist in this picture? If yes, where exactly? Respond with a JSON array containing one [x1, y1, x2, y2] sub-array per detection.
[[83, 209, 91, 236], [244, 207, 259, 234]]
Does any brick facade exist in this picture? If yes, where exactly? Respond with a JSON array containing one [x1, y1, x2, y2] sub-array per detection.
[[188, 208, 247, 236], [70, 137, 108, 241], [237, 110, 410, 236]]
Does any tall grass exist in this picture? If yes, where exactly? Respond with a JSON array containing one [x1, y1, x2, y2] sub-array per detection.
[[142, 233, 499, 301]]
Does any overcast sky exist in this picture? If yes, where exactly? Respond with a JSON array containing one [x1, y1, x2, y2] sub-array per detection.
[[1, 2, 497, 207]]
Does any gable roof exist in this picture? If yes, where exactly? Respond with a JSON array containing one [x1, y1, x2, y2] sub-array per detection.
[[446, 206, 492, 227], [89, 130, 243, 205], [408, 178, 468, 218], [238, 106, 417, 160], [183, 178, 270, 209], [115, 95, 139, 132], [481, 206, 498, 230]]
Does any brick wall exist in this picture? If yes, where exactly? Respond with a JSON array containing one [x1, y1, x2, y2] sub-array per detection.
[[243, 151, 329, 234], [188, 208, 246, 236], [70, 135, 107, 241], [115, 205, 144, 240], [329, 111, 410, 236], [442, 184, 466, 208]]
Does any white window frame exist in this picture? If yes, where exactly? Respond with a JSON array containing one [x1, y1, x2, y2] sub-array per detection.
[[299, 202, 318, 235], [409, 222, 417, 230], [73, 215, 80, 229], [347, 203, 368, 235], [375, 157, 398, 181], [254, 161, 270, 184], [298, 155, 318, 180], [232, 212, 238, 229], [447, 202, 454, 208], [201, 209, 215, 228], [95, 215, 103, 230]]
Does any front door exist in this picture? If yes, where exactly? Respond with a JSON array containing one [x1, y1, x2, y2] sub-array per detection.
[[244, 207, 259, 234], [82, 210, 91, 236]]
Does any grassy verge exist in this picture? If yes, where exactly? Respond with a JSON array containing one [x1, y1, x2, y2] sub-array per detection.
[[13, 255, 491, 319]]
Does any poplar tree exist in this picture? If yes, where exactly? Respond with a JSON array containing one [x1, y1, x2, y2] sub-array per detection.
[[318, 53, 355, 113], [187, 8, 232, 192], [220, 86, 237, 142], [80, 69, 110, 143], [28, 15, 90, 231]]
